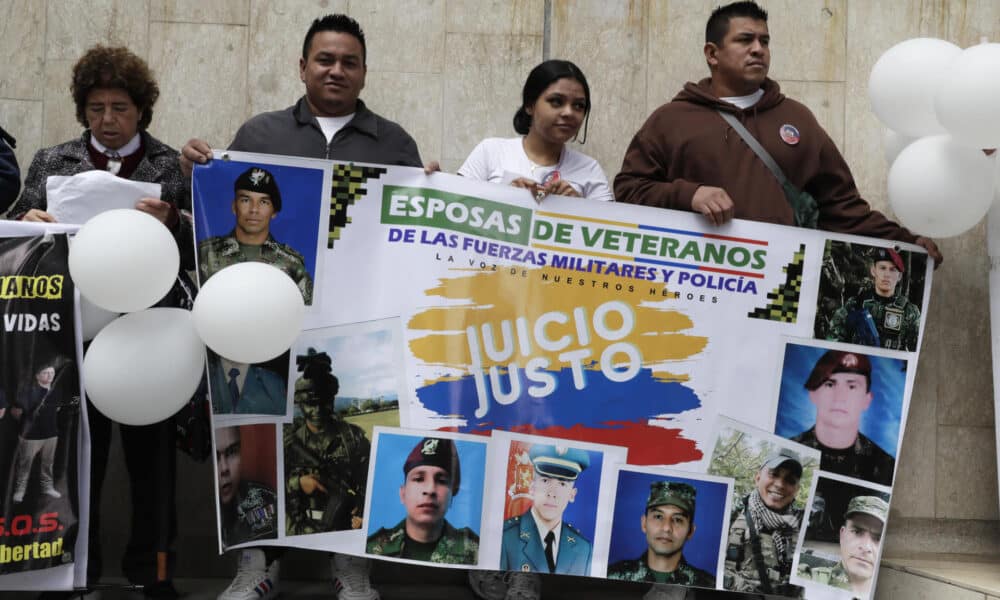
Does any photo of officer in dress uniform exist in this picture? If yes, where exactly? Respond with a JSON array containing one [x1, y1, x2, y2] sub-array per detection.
[[500, 445, 593, 576], [797, 494, 887, 599], [215, 425, 278, 548], [821, 244, 924, 351], [198, 165, 314, 304], [366, 437, 479, 564], [789, 349, 896, 486], [607, 481, 715, 587]]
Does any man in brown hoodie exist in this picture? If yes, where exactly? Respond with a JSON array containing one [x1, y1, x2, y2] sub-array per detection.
[[614, 0, 942, 264]]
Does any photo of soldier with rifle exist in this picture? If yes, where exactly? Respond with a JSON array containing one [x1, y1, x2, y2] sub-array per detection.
[[283, 348, 371, 536]]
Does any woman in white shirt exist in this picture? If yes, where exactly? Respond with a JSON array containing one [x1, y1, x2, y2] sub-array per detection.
[[459, 60, 613, 203]]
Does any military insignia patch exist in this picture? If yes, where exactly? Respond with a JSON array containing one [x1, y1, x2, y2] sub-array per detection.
[[884, 307, 903, 331]]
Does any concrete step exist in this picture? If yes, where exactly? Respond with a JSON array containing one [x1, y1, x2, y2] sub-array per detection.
[[875, 555, 1000, 600]]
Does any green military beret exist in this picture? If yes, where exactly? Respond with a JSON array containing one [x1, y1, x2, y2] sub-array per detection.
[[234, 166, 282, 212], [646, 481, 697, 517], [529, 444, 590, 481], [844, 495, 888, 525]]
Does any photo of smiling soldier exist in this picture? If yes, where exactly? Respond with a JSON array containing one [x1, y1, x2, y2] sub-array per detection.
[[366, 436, 480, 565]]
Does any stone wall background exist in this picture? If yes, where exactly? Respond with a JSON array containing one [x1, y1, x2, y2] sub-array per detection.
[[0, 0, 996, 577]]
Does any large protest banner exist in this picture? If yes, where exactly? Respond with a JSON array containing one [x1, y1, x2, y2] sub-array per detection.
[[0, 224, 87, 591], [196, 152, 931, 599]]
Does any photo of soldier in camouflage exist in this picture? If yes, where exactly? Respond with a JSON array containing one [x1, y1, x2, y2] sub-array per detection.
[[775, 343, 906, 487], [815, 241, 926, 351], [795, 476, 889, 600], [283, 348, 370, 536], [708, 421, 820, 597], [607, 480, 716, 589], [197, 165, 314, 304], [366, 436, 480, 565], [215, 425, 278, 548]]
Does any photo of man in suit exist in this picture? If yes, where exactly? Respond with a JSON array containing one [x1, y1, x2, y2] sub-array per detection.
[[500, 444, 593, 576], [207, 349, 286, 416]]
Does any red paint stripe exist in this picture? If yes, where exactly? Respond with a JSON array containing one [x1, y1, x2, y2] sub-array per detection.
[[699, 265, 766, 278], [702, 233, 769, 246]]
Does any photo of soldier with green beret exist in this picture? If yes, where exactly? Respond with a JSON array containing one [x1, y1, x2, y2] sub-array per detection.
[[607, 478, 719, 590], [794, 475, 889, 600], [366, 435, 481, 565], [815, 241, 927, 352], [197, 165, 314, 304]]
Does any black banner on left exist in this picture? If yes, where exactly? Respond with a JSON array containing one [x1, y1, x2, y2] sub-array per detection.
[[0, 234, 79, 575]]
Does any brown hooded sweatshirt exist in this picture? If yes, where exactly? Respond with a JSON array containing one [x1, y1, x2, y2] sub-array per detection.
[[614, 78, 916, 242]]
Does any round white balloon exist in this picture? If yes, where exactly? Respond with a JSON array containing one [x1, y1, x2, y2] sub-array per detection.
[[869, 38, 961, 137], [935, 43, 1000, 148], [79, 294, 120, 341], [192, 262, 305, 363], [68, 209, 179, 313], [882, 129, 917, 166], [84, 308, 205, 426], [888, 135, 993, 237]]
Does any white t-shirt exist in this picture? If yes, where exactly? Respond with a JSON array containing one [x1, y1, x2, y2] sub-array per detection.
[[720, 89, 764, 109], [458, 137, 614, 202], [316, 114, 355, 144]]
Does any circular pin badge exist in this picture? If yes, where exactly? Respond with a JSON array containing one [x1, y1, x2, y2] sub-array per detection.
[[779, 124, 800, 145]]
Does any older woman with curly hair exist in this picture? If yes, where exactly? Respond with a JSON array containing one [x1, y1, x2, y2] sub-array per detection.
[[9, 45, 191, 265], [9, 45, 187, 599]]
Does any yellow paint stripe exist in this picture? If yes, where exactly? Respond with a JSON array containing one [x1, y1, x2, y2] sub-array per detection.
[[535, 210, 638, 229]]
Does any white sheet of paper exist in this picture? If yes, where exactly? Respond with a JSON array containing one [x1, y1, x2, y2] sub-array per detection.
[[46, 170, 161, 225]]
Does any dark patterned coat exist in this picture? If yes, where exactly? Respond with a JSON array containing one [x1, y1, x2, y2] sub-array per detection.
[[9, 131, 193, 269]]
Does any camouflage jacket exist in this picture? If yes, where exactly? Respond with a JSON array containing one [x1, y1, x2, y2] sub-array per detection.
[[198, 231, 313, 303], [283, 418, 369, 535], [828, 291, 920, 351], [724, 496, 803, 597], [792, 427, 895, 486], [221, 479, 277, 548], [797, 557, 851, 590], [366, 519, 479, 565], [607, 552, 715, 587]]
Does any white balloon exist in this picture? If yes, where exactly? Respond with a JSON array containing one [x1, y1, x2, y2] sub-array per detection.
[[888, 135, 993, 237], [192, 262, 305, 363], [78, 294, 119, 341], [84, 308, 205, 426], [68, 209, 179, 313], [935, 43, 1000, 148], [882, 129, 917, 166], [869, 38, 961, 137]]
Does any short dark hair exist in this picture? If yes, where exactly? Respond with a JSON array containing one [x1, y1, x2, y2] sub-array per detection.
[[302, 14, 367, 64], [513, 60, 592, 143], [72, 45, 159, 131], [706, 1, 769, 45]]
